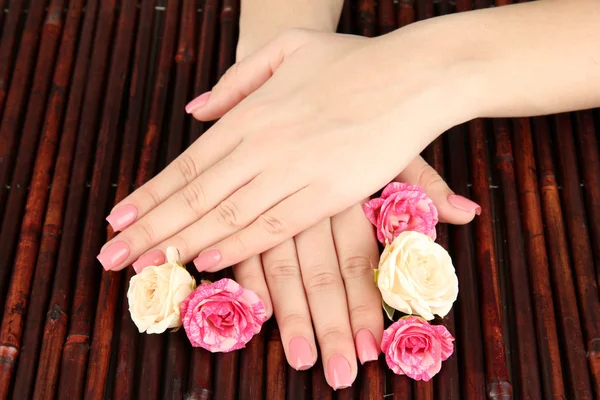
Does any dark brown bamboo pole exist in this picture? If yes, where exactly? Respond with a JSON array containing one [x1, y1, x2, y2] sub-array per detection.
[[0, 0, 7, 30], [552, 113, 600, 396], [338, 0, 353, 34], [287, 367, 310, 399], [31, 0, 116, 397], [213, 352, 238, 399], [0, 0, 67, 395], [238, 330, 266, 399], [311, 362, 331, 399], [337, 384, 356, 399], [0, 0, 49, 222], [532, 116, 593, 399], [510, 117, 565, 399], [56, 0, 136, 398], [189, 0, 219, 144], [447, 125, 487, 400], [266, 326, 286, 399], [377, 0, 395, 35], [360, 361, 384, 399], [357, 0, 375, 37], [84, 2, 156, 398], [397, 0, 414, 28], [0, 0, 25, 120], [133, 2, 182, 399], [160, 1, 197, 397], [573, 111, 600, 293], [11, 0, 88, 397], [493, 118, 543, 399], [392, 375, 413, 400]]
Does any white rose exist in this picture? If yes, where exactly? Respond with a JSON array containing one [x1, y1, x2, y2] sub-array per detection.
[[377, 231, 458, 321], [128, 247, 196, 334]]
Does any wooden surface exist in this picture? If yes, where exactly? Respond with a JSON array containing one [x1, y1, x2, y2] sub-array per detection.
[[0, 0, 599, 399]]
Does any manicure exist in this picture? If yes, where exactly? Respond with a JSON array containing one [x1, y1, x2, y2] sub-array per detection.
[[288, 336, 314, 371], [327, 354, 352, 390], [355, 329, 379, 364], [193, 249, 221, 271], [448, 194, 482, 215], [132, 249, 165, 273], [185, 91, 211, 114], [97, 241, 130, 270], [106, 204, 138, 232]]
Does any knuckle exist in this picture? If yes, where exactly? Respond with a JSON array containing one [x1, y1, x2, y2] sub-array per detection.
[[134, 221, 155, 244], [280, 312, 308, 329], [175, 154, 200, 184], [317, 325, 346, 346], [266, 260, 301, 281], [416, 163, 445, 193], [304, 270, 340, 294], [215, 199, 241, 228], [339, 256, 373, 281], [137, 186, 162, 208], [180, 182, 207, 217], [231, 234, 247, 255], [258, 214, 286, 236], [348, 303, 375, 322]]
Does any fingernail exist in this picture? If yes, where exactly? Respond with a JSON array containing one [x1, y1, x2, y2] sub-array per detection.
[[132, 249, 165, 273], [106, 204, 138, 232], [448, 194, 482, 215], [288, 336, 314, 371], [327, 354, 352, 390], [97, 241, 130, 270], [185, 92, 211, 114], [355, 329, 379, 364], [193, 249, 221, 271]]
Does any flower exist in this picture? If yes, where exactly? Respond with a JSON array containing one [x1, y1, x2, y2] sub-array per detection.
[[180, 278, 267, 353], [376, 231, 458, 320], [128, 247, 196, 334], [381, 316, 454, 381], [363, 182, 438, 244]]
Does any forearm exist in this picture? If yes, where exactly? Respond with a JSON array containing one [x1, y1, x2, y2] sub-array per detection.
[[238, 0, 344, 58], [384, 0, 600, 120]]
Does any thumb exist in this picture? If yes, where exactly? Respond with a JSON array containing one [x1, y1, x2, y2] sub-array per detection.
[[185, 29, 313, 121], [396, 156, 481, 225]]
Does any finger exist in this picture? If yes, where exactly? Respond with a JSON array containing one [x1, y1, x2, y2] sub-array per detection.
[[233, 255, 273, 319], [98, 150, 258, 271], [107, 127, 242, 231], [130, 168, 307, 269], [193, 185, 335, 273], [261, 239, 317, 371], [295, 219, 357, 390], [397, 156, 481, 225], [331, 203, 383, 365], [186, 29, 313, 120]]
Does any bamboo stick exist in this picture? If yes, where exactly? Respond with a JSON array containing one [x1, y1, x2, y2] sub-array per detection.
[[337, 384, 356, 399], [133, 1, 182, 398], [56, 0, 136, 398], [238, 330, 266, 399], [0, 0, 49, 221], [360, 361, 384, 399], [493, 118, 542, 399], [189, 0, 219, 144], [10, 1, 88, 396], [338, 0, 353, 34], [447, 125, 486, 400], [311, 361, 331, 399], [552, 113, 600, 396], [357, 0, 375, 37], [573, 111, 600, 295], [397, 0, 414, 28], [31, 0, 115, 397], [84, 3, 156, 399], [0, 0, 68, 396], [392, 374, 413, 400], [511, 117, 566, 399], [377, 0, 395, 35], [266, 326, 286, 399], [0, 0, 25, 120], [532, 116, 593, 399], [0, 0, 7, 30]]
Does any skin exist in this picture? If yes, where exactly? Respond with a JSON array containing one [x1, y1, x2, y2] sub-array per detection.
[[99, 0, 600, 388]]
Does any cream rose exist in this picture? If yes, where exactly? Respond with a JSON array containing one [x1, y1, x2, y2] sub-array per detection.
[[377, 231, 458, 321], [128, 247, 196, 334]]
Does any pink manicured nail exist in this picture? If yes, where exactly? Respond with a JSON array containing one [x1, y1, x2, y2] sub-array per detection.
[[132, 249, 165, 273], [448, 194, 482, 215], [327, 354, 352, 390], [193, 249, 221, 271], [185, 92, 211, 114], [288, 336, 314, 371], [106, 204, 138, 232], [355, 329, 379, 364], [97, 241, 130, 270]]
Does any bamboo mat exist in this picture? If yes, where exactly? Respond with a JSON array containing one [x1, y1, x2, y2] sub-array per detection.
[[0, 0, 598, 399]]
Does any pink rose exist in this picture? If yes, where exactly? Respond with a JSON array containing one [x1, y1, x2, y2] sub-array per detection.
[[363, 182, 438, 244], [180, 278, 267, 353], [381, 316, 454, 381]]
